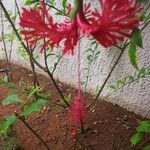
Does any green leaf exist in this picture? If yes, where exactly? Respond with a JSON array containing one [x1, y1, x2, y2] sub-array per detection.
[[55, 10, 64, 16], [58, 94, 71, 108], [108, 84, 116, 90], [3, 76, 9, 83], [24, 0, 39, 5], [137, 68, 147, 78], [139, 10, 147, 20], [7, 82, 15, 90], [143, 145, 150, 150], [130, 132, 143, 145], [146, 68, 150, 74], [48, 0, 55, 5], [137, 0, 149, 3], [132, 28, 143, 48], [2, 93, 19, 106], [0, 114, 16, 135], [116, 80, 124, 88], [124, 74, 134, 82], [137, 120, 150, 133], [62, 0, 67, 9], [128, 42, 138, 70], [19, 78, 24, 87], [21, 99, 48, 116], [40, 92, 51, 100], [0, 78, 4, 85], [28, 85, 43, 100]]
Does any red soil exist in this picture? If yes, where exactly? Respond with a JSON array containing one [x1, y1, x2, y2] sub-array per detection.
[[0, 60, 144, 150]]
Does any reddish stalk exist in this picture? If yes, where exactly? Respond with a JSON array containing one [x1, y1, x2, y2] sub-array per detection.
[[77, 30, 85, 133], [15, 113, 50, 150]]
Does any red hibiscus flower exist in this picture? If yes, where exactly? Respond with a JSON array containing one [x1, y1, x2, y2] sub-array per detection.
[[57, 19, 78, 54], [55, 1, 93, 54], [77, 0, 142, 47], [20, 0, 142, 53], [19, 0, 78, 54], [69, 95, 86, 133], [19, 0, 95, 54], [19, 1, 62, 52]]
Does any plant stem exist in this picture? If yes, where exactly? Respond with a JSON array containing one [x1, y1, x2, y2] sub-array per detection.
[[0, 9, 12, 82], [14, 0, 21, 16], [9, 2, 17, 62], [30, 50, 40, 88], [14, 0, 39, 88], [84, 64, 91, 97], [0, 1, 46, 71], [51, 54, 63, 75], [88, 47, 126, 108], [44, 50, 70, 107], [45, 3, 62, 13], [88, 16, 150, 109], [0, 1, 68, 107], [135, 134, 150, 150], [80, 117, 84, 134], [15, 113, 50, 150], [43, 2, 69, 107], [0, 69, 7, 73]]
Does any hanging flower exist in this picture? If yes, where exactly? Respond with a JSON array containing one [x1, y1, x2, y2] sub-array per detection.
[[56, 1, 93, 54], [69, 95, 86, 135], [19, 1, 78, 54], [20, 0, 142, 53], [57, 19, 78, 54], [19, 1, 63, 52], [77, 0, 142, 47], [19, 0, 95, 54]]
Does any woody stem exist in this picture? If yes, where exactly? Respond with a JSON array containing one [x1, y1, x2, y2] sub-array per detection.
[[15, 113, 50, 150], [77, 30, 85, 133], [0, 1, 69, 107]]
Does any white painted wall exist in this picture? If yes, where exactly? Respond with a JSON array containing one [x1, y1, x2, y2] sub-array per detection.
[[0, 0, 150, 118]]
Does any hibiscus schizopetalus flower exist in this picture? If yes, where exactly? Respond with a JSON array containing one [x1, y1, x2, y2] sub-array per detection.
[[69, 95, 86, 135], [19, 1, 78, 54], [19, 1, 62, 52], [20, 0, 142, 53], [19, 0, 97, 54], [77, 0, 142, 47]]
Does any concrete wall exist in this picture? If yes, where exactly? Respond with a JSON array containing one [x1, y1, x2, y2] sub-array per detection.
[[0, 0, 150, 118]]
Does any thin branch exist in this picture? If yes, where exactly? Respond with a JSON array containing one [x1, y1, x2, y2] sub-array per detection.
[[0, 69, 7, 73], [114, 45, 124, 51], [145, 1, 150, 12], [44, 49, 70, 107], [51, 54, 63, 75], [15, 113, 50, 150], [0, 9, 11, 82], [88, 47, 125, 108], [45, 3, 62, 13], [141, 19, 150, 31], [45, 3, 69, 17], [8, 7, 17, 61], [0, 1, 47, 72], [88, 15, 150, 109], [0, 1, 69, 106], [43, 2, 69, 107], [108, 74, 150, 97], [1, 10, 9, 63], [14, 0, 39, 87], [14, 0, 21, 17]]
